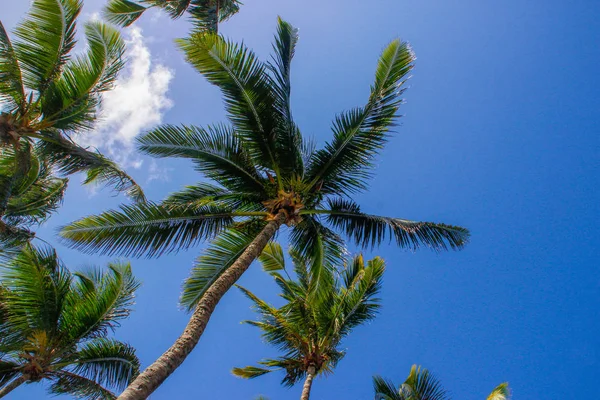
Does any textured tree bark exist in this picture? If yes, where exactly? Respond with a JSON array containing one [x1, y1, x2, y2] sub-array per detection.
[[117, 213, 286, 400], [300, 365, 316, 400], [0, 375, 26, 398]]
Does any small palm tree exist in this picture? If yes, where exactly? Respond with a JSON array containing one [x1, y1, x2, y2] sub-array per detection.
[[0, 146, 67, 255], [233, 243, 385, 400], [0, 245, 141, 398], [0, 0, 144, 203], [105, 0, 242, 33], [61, 19, 469, 399], [373, 365, 510, 400]]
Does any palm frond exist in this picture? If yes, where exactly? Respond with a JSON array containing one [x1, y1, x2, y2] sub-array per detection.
[[177, 33, 281, 174], [373, 375, 401, 400], [6, 177, 67, 224], [258, 242, 286, 272], [180, 222, 266, 310], [41, 21, 125, 131], [50, 370, 116, 400], [36, 131, 145, 202], [0, 361, 20, 389], [164, 182, 262, 211], [62, 262, 139, 341], [14, 0, 81, 92], [0, 245, 71, 335], [138, 124, 267, 194], [66, 338, 139, 391], [104, 0, 147, 27], [0, 22, 25, 110], [231, 366, 273, 380], [487, 383, 510, 400], [305, 40, 415, 196], [402, 365, 448, 400], [319, 198, 469, 251], [268, 17, 303, 177]]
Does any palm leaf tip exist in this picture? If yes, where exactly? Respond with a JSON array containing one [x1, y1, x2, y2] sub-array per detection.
[[232, 366, 272, 379], [487, 382, 510, 400], [104, 0, 147, 27]]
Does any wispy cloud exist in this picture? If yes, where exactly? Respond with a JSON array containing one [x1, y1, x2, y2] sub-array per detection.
[[85, 26, 174, 169]]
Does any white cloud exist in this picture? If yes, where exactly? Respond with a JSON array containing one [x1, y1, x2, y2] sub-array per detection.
[[85, 26, 174, 169], [146, 160, 173, 184]]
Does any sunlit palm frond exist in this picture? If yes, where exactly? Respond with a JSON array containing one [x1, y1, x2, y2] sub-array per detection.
[[164, 182, 262, 211], [104, 0, 147, 27], [62, 262, 140, 341], [13, 0, 81, 92], [0, 245, 71, 335], [177, 33, 281, 174], [319, 198, 469, 251], [232, 365, 274, 380], [0, 22, 25, 110], [138, 124, 267, 194], [36, 131, 145, 202], [66, 338, 139, 392], [6, 177, 67, 224], [60, 202, 238, 257], [41, 21, 125, 131], [305, 40, 415, 197], [180, 222, 267, 310], [258, 242, 286, 272], [50, 370, 117, 400], [373, 375, 402, 400], [487, 383, 510, 400], [268, 17, 303, 177]]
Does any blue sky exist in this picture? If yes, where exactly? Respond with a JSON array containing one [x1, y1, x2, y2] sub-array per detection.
[[4, 0, 600, 398]]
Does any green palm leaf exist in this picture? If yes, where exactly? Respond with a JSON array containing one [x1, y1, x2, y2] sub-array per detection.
[[487, 383, 510, 400], [36, 131, 145, 202], [0, 22, 25, 110], [305, 39, 415, 197], [138, 124, 267, 194], [231, 365, 273, 379], [104, 0, 147, 27], [180, 223, 267, 310], [177, 33, 281, 175], [319, 198, 469, 251], [164, 182, 262, 211], [60, 202, 238, 257], [13, 0, 81, 92], [41, 21, 125, 131], [67, 338, 139, 391], [373, 375, 401, 400], [6, 177, 67, 223], [62, 262, 140, 341], [258, 242, 286, 272], [50, 370, 117, 400]]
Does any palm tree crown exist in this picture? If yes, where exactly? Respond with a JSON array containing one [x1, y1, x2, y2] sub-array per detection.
[[0, 0, 144, 203], [62, 18, 468, 310], [373, 365, 510, 400], [233, 242, 385, 399], [105, 0, 242, 32], [60, 18, 469, 399], [0, 245, 141, 399], [0, 146, 67, 255]]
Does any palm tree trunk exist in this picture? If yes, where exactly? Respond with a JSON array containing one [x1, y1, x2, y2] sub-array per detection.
[[300, 366, 316, 400], [0, 375, 26, 398], [117, 212, 286, 400]]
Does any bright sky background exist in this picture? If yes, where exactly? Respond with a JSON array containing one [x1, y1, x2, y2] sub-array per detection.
[[3, 0, 600, 399]]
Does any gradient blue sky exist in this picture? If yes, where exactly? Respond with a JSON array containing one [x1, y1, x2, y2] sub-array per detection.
[[4, 0, 599, 399]]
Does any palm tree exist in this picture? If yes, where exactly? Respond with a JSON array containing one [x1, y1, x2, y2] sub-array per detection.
[[0, 0, 145, 203], [0, 245, 141, 398], [233, 243, 385, 400], [373, 365, 510, 400], [61, 19, 469, 399], [105, 0, 242, 33], [0, 146, 67, 256]]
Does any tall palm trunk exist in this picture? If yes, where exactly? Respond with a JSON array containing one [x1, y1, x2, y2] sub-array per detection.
[[300, 365, 316, 400], [0, 375, 26, 398], [117, 212, 286, 400]]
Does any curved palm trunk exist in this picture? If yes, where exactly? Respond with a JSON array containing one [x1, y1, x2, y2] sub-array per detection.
[[300, 366, 316, 400], [0, 375, 26, 398], [117, 213, 286, 400]]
